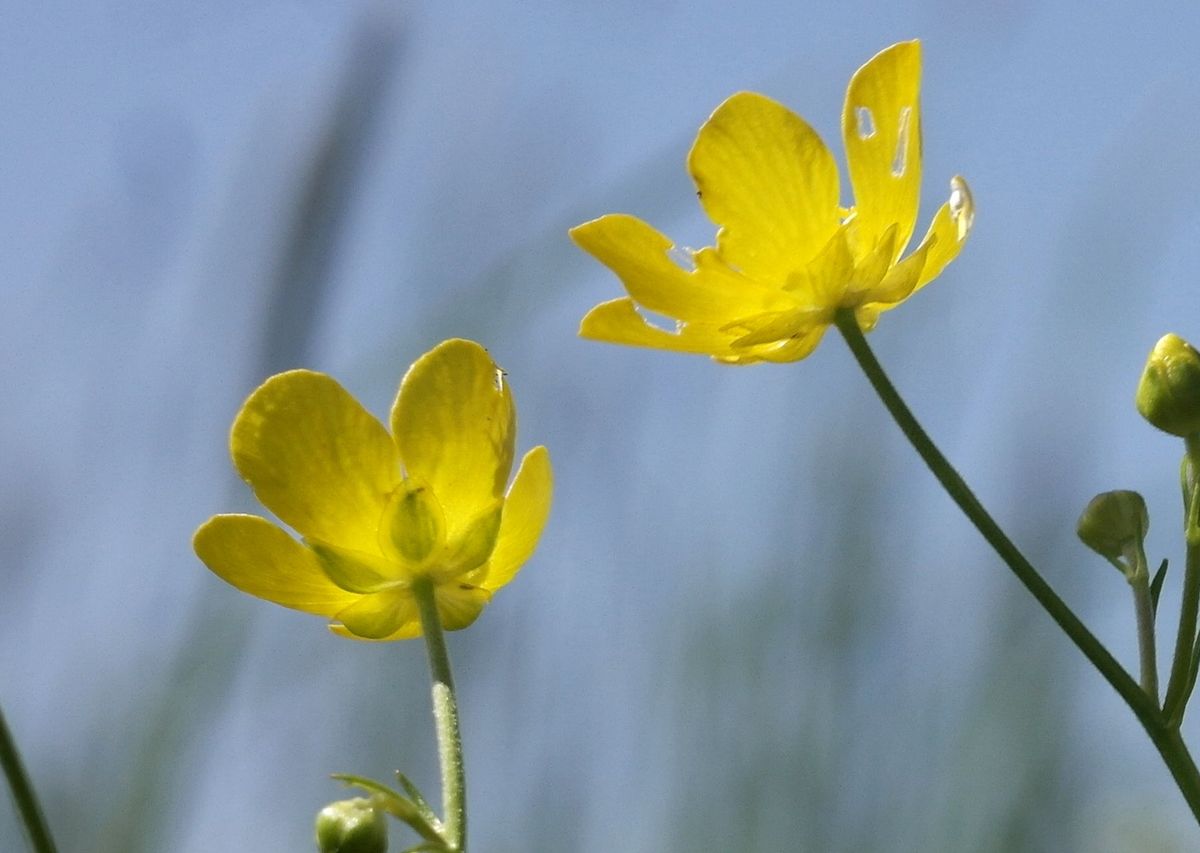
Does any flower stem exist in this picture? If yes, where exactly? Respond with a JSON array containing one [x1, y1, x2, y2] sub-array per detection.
[[834, 309, 1200, 822], [1165, 438, 1200, 726], [1131, 573, 1160, 702], [0, 705, 58, 853], [412, 578, 466, 852]]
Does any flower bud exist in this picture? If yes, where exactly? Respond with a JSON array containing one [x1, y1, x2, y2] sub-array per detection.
[[315, 798, 388, 853], [1136, 333, 1200, 437], [1077, 490, 1148, 577]]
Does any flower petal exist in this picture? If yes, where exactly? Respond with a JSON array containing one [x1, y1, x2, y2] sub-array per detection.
[[569, 214, 794, 323], [579, 297, 739, 357], [842, 41, 922, 260], [335, 590, 417, 640], [688, 92, 841, 281], [867, 177, 973, 316], [194, 514, 360, 615], [392, 340, 515, 539], [231, 370, 399, 551], [476, 446, 553, 591], [913, 176, 973, 290]]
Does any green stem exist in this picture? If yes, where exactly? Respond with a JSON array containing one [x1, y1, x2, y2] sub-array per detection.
[[1166, 437, 1200, 725], [834, 309, 1200, 822], [1164, 534, 1199, 724], [1131, 573, 1160, 703], [0, 705, 58, 853], [412, 578, 466, 852]]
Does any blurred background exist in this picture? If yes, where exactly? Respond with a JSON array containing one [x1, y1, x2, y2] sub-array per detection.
[[3, 1, 1200, 850]]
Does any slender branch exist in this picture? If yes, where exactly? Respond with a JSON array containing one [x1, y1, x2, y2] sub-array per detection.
[[1131, 575, 1160, 703], [412, 578, 466, 852], [1166, 438, 1200, 725], [1164, 528, 1200, 724], [0, 705, 58, 853], [834, 309, 1200, 821]]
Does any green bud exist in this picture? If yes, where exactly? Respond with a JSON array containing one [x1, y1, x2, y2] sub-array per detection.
[[1136, 333, 1200, 437], [1077, 490, 1149, 578], [315, 798, 388, 853]]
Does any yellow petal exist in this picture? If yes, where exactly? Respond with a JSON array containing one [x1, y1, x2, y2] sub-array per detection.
[[688, 92, 841, 281], [569, 214, 794, 323], [392, 340, 515, 539], [335, 590, 417, 640], [231, 370, 399, 552], [436, 583, 493, 631], [913, 176, 973, 290], [194, 514, 360, 616], [477, 446, 553, 591], [579, 297, 738, 357], [867, 178, 972, 318], [842, 41, 922, 260]]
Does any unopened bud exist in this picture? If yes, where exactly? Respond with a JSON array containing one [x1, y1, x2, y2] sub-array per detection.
[[1077, 490, 1149, 578], [1136, 333, 1200, 437], [315, 798, 388, 853]]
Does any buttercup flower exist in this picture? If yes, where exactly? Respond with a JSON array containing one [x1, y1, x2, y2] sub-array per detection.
[[194, 339, 552, 640], [571, 40, 974, 364]]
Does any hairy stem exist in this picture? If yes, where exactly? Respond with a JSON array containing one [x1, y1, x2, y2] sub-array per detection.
[[412, 578, 466, 852]]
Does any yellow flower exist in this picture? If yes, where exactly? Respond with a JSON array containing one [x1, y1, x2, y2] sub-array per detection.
[[571, 40, 974, 365], [193, 339, 553, 640]]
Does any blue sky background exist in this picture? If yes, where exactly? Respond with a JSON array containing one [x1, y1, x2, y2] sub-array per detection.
[[3, 1, 1200, 850]]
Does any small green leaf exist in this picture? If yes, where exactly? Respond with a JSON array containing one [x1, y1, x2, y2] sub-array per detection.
[[396, 772, 439, 828], [1152, 558, 1170, 615]]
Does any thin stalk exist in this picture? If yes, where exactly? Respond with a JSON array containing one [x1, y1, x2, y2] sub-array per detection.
[[0, 705, 58, 853], [1164, 525, 1200, 724], [834, 309, 1200, 822], [1166, 437, 1200, 725], [1131, 575, 1160, 703], [412, 578, 466, 852]]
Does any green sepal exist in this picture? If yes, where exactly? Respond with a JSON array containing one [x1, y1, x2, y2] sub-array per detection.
[[395, 772, 439, 830], [1152, 558, 1170, 616], [385, 479, 445, 564]]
